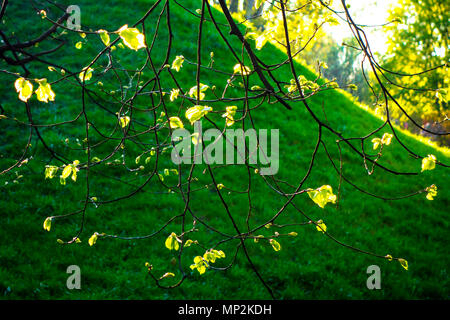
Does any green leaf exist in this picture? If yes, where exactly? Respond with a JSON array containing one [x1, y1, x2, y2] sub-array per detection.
[[117, 25, 146, 51], [34, 78, 55, 103], [315, 220, 327, 233], [43, 217, 52, 231], [97, 29, 110, 46], [398, 258, 408, 270], [233, 63, 251, 75], [306, 185, 336, 208], [79, 67, 93, 82], [44, 165, 58, 179], [421, 154, 436, 172], [188, 84, 209, 101], [269, 239, 281, 251], [88, 233, 99, 246], [381, 133, 393, 145], [119, 116, 130, 128], [170, 89, 180, 101], [171, 55, 184, 72], [165, 232, 180, 251], [185, 105, 212, 124], [190, 256, 208, 275], [14, 77, 33, 102], [61, 164, 73, 179], [169, 116, 184, 129], [425, 184, 437, 200], [222, 106, 237, 127], [371, 138, 381, 150]]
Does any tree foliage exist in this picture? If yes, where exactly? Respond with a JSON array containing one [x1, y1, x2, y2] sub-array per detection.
[[382, 0, 449, 144]]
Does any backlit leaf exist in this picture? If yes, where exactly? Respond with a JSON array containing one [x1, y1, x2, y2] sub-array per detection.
[[398, 258, 408, 270], [165, 232, 180, 251], [43, 217, 52, 231], [306, 185, 336, 208], [171, 55, 184, 72], [117, 25, 146, 51], [97, 29, 110, 46], [35, 78, 55, 103], [269, 239, 281, 251], [421, 154, 436, 172], [14, 78, 33, 102], [169, 116, 184, 129]]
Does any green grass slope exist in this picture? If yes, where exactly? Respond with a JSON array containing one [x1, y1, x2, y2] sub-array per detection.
[[0, 0, 448, 299]]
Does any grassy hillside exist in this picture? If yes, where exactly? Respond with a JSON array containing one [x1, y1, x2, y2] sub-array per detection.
[[0, 0, 448, 299]]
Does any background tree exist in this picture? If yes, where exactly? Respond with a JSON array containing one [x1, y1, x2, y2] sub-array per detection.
[[381, 0, 449, 144]]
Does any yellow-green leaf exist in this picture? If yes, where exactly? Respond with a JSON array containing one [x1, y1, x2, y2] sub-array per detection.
[[171, 55, 184, 72], [159, 272, 175, 280], [233, 63, 251, 75], [421, 154, 436, 172], [185, 105, 212, 124], [35, 78, 55, 103], [97, 29, 110, 46], [398, 258, 408, 270], [222, 106, 237, 127], [203, 251, 217, 263], [425, 184, 437, 200], [88, 233, 99, 246], [306, 185, 336, 208], [184, 239, 195, 247], [191, 133, 201, 145], [14, 77, 33, 102], [190, 256, 208, 275], [188, 84, 209, 101], [43, 217, 52, 231], [117, 25, 146, 51], [119, 116, 130, 128], [169, 116, 184, 129], [381, 133, 393, 146], [61, 164, 73, 179], [203, 249, 225, 264], [254, 235, 264, 243], [79, 67, 93, 82], [371, 138, 381, 150], [269, 239, 281, 251], [170, 88, 180, 101], [316, 220, 327, 233], [44, 165, 58, 179], [165, 232, 180, 251]]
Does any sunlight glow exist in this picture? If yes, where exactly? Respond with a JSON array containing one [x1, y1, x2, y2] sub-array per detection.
[[326, 0, 396, 56]]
